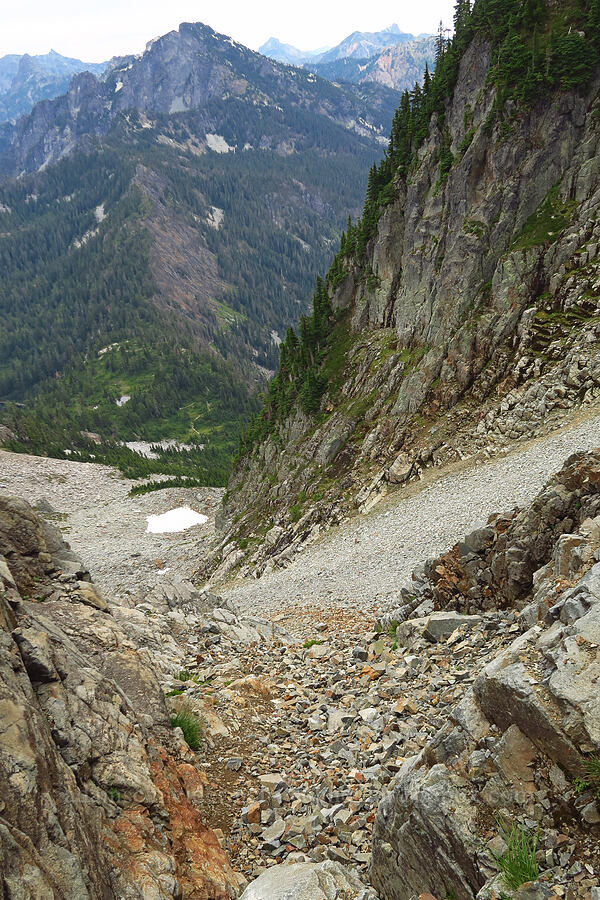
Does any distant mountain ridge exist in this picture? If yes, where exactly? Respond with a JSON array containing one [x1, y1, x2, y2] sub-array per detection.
[[259, 25, 436, 92], [0, 21, 400, 480], [0, 22, 399, 177], [259, 24, 429, 67], [310, 38, 437, 92], [0, 50, 106, 121], [258, 38, 328, 65]]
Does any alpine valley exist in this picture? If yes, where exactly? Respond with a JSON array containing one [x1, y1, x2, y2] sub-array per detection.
[[0, 22, 400, 485]]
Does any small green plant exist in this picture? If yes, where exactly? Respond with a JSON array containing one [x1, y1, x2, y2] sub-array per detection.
[[303, 638, 323, 649], [107, 788, 121, 803], [387, 620, 400, 639], [165, 688, 183, 697], [238, 538, 249, 550], [170, 704, 203, 750], [492, 820, 539, 891], [174, 670, 192, 681], [574, 757, 600, 797], [289, 503, 303, 523]]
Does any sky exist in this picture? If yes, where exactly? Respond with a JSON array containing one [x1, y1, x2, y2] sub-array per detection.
[[1, 0, 456, 62]]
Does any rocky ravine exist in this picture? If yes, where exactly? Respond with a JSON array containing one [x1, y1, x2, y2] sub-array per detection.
[[1, 435, 600, 897], [0, 495, 239, 898]]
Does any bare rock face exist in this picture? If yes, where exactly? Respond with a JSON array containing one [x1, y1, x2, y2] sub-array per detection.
[[218, 32, 600, 580], [370, 453, 600, 899], [0, 495, 239, 899]]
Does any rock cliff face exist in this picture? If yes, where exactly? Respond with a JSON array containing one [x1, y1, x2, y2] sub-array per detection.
[[370, 450, 600, 899], [0, 496, 239, 898], [213, 32, 600, 581]]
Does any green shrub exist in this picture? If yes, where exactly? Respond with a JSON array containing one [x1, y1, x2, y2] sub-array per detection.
[[174, 670, 192, 681], [289, 504, 303, 523], [493, 820, 539, 891], [170, 704, 203, 750], [576, 756, 600, 798], [303, 638, 323, 649], [107, 787, 121, 803]]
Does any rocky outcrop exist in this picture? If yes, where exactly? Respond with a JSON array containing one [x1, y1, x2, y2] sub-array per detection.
[[0, 495, 239, 898], [370, 451, 600, 899], [216, 28, 600, 581]]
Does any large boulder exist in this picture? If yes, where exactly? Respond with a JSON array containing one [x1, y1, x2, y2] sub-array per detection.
[[371, 454, 600, 900], [240, 860, 377, 899]]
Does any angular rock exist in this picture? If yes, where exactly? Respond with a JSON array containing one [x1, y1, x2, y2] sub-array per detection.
[[240, 860, 377, 899]]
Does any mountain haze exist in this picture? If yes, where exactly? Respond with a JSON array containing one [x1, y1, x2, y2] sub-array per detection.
[[0, 50, 107, 121], [309, 38, 437, 92], [259, 24, 427, 67], [260, 25, 436, 93]]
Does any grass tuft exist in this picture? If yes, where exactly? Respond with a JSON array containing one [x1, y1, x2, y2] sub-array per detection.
[[170, 704, 203, 750], [493, 819, 539, 891]]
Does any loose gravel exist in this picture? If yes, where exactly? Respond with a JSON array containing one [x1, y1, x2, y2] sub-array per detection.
[[0, 449, 221, 602], [1, 410, 599, 617], [221, 411, 600, 619]]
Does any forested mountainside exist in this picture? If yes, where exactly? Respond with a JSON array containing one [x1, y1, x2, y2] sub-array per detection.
[[309, 38, 437, 92], [0, 50, 106, 122], [0, 22, 399, 485], [211, 0, 600, 577]]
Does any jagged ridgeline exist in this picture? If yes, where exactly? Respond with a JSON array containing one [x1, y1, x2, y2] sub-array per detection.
[[237, 0, 600, 458]]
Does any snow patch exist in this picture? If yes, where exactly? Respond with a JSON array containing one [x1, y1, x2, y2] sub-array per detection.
[[98, 342, 119, 356], [115, 79, 123, 92], [169, 96, 187, 113], [124, 439, 201, 459], [146, 508, 208, 534], [94, 203, 105, 223], [206, 133, 235, 154], [0, 203, 11, 214], [207, 206, 224, 229], [271, 330, 282, 346], [116, 395, 131, 407]]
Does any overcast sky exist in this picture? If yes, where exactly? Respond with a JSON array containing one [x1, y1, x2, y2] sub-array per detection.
[[2, 0, 456, 62]]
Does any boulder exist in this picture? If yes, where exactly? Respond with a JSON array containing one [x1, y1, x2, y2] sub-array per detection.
[[240, 860, 376, 899], [423, 612, 482, 642]]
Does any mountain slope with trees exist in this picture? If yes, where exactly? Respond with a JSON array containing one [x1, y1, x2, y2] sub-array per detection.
[[0, 22, 400, 484], [210, 0, 600, 572]]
